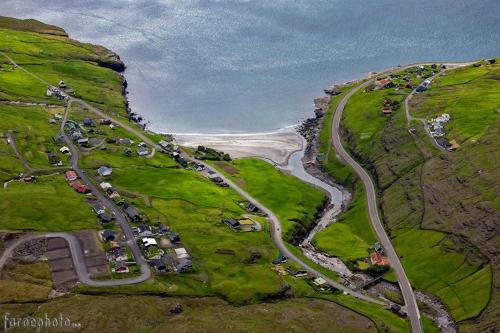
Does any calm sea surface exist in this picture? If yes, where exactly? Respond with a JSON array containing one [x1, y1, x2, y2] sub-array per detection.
[[3, 0, 500, 133]]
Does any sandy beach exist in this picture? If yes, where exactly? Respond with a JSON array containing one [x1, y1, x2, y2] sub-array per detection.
[[173, 129, 303, 166]]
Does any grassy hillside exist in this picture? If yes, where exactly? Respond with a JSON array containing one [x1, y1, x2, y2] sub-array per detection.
[[336, 61, 499, 330], [0, 16, 412, 332], [211, 158, 326, 244]]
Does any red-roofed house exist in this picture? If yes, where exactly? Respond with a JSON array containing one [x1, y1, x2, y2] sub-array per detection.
[[65, 170, 77, 181], [382, 109, 392, 115], [370, 252, 390, 266], [375, 79, 395, 89]]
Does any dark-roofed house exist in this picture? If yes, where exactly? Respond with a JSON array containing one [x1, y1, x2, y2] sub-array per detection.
[[83, 118, 94, 127], [169, 232, 180, 243], [99, 213, 113, 223], [175, 258, 192, 272], [93, 203, 105, 215], [77, 138, 89, 147], [210, 176, 224, 184], [224, 218, 240, 229], [47, 152, 59, 165], [137, 224, 153, 237], [137, 146, 149, 156], [158, 224, 169, 235], [124, 206, 141, 221], [150, 259, 167, 272], [101, 229, 116, 242], [246, 203, 259, 213]]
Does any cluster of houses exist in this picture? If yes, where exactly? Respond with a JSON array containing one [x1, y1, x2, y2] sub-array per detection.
[[99, 181, 123, 205], [133, 223, 193, 273], [382, 98, 395, 115], [65, 170, 90, 194], [65, 119, 91, 148], [98, 229, 132, 274], [428, 113, 450, 138]]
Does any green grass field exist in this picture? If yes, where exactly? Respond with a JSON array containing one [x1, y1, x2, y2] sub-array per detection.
[[0, 27, 127, 115], [212, 158, 326, 244], [0, 175, 97, 231], [411, 61, 500, 144]]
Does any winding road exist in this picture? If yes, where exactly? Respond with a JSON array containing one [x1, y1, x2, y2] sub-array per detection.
[[331, 78, 423, 332]]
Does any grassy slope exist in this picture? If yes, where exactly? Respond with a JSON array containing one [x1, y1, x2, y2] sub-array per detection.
[[312, 85, 378, 262], [0, 175, 97, 231], [0, 19, 410, 331], [212, 158, 326, 243], [340, 62, 498, 328], [0, 295, 378, 333], [0, 28, 126, 115]]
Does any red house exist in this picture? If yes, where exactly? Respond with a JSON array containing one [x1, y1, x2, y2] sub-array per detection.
[[65, 170, 77, 181], [370, 252, 390, 266]]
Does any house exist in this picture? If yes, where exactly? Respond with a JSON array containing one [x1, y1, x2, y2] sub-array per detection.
[[383, 98, 392, 106], [370, 252, 390, 266], [124, 148, 132, 156], [124, 206, 141, 221], [101, 229, 116, 242], [431, 126, 445, 137], [99, 182, 112, 190], [487, 58, 496, 64], [247, 203, 259, 213], [65, 170, 78, 182], [101, 119, 112, 125], [77, 184, 90, 194], [106, 187, 119, 197], [77, 138, 89, 147], [48, 118, 57, 125], [382, 109, 392, 115], [71, 131, 83, 141], [373, 242, 384, 254], [316, 153, 324, 163], [174, 247, 189, 259], [59, 146, 70, 154], [172, 152, 180, 159], [437, 138, 451, 149], [112, 261, 129, 273], [106, 138, 117, 144], [97, 166, 113, 177], [294, 271, 308, 278], [47, 152, 60, 166], [158, 224, 169, 235], [169, 232, 180, 243], [150, 259, 167, 272], [142, 237, 158, 248], [99, 213, 113, 223], [375, 79, 395, 89], [210, 176, 224, 184], [224, 218, 240, 229], [82, 118, 94, 127], [313, 277, 327, 286], [23, 176, 35, 183], [118, 138, 132, 145], [137, 147, 149, 156], [138, 142, 147, 148], [93, 203, 106, 215], [175, 258, 192, 272], [58, 80, 67, 88], [137, 224, 153, 237], [158, 140, 170, 150], [109, 248, 127, 261]]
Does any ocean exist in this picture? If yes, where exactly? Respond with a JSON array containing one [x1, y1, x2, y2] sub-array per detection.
[[3, 0, 500, 133]]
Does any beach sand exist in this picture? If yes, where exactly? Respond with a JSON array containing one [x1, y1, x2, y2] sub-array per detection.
[[174, 129, 303, 165]]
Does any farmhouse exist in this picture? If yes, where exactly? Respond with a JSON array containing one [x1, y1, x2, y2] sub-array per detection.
[[99, 213, 113, 223], [137, 224, 153, 237], [137, 146, 149, 156], [59, 146, 70, 154], [370, 252, 390, 266], [82, 118, 94, 127], [97, 166, 113, 177], [93, 203, 106, 215], [101, 229, 116, 242], [142, 237, 158, 248], [99, 182, 112, 190], [124, 205, 141, 221], [65, 170, 78, 181], [175, 258, 192, 272], [224, 218, 240, 229], [77, 137, 89, 147], [247, 203, 259, 213]]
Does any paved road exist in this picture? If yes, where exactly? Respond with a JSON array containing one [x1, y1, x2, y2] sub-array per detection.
[[71, 97, 386, 305], [0, 232, 148, 286], [60, 99, 151, 286], [331, 78, 423, 332]]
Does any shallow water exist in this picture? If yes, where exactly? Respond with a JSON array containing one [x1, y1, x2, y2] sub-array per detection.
[[3, 0, 499, 133]]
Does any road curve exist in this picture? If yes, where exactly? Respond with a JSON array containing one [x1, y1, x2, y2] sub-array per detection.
[[72, 98, 386, 304], [331, 80, 422, 332]]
